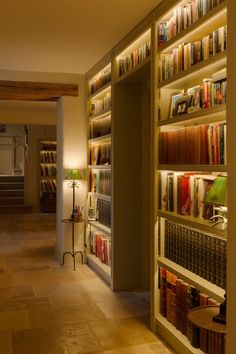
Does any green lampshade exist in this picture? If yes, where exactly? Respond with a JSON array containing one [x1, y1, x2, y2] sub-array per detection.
[[204, 176, 227, 206], [64, 169, 82, 180]]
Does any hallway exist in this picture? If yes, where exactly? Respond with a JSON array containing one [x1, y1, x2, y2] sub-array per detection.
[[0, 213, 174, 354]]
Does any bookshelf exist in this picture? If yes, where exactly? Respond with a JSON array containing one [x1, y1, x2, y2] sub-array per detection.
[[86, 60, 112, 285], [114, 29, 151, 82], [153, 1, 227, 353], [39, 140, 57, 212]]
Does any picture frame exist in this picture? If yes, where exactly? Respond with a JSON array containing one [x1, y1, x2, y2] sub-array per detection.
[[175, 95, 193, 115], [187, 85, 201, 108], [169, 93, 183, 118]]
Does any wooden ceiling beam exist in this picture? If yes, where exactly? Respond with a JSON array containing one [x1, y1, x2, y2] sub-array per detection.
[[0, 80, 79, 101]]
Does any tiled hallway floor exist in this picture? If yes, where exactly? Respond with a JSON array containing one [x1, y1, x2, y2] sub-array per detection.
[[0, 213, 175, 354]]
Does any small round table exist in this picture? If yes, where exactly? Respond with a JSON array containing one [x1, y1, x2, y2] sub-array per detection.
[[188, 306, 226, 354], [61, 218, 84, 270], [188, 306, 226, 333]]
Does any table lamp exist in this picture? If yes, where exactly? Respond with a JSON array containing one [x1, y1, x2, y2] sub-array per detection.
[[64, 169, 82, 220], [204, 175, 227, 324], [204, 176, 227, 230]]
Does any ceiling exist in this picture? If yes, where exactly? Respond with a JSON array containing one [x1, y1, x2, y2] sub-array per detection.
[[0, 0, 162, 75]]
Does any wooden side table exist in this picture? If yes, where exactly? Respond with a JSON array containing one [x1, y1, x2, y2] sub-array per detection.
[[61, 218, 84, 270], [188, 305, 226, 354]]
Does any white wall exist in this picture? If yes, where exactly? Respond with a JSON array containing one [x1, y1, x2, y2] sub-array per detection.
[[56, 75, 87, 263]]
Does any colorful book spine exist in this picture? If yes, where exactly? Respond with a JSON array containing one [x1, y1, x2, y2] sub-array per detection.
[[160, 25, 227, 82]]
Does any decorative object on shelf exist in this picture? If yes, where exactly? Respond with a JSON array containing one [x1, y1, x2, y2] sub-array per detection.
[[64, 169, 83, 220], [213, 292, 226, 324], [169, 93, 183, 117], [175, 94, 192, 115], [88, 196, 96, 221], [204, 176, 227, 230]]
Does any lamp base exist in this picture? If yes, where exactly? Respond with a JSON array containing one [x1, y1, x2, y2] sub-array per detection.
[[212, 313, 226, 324]]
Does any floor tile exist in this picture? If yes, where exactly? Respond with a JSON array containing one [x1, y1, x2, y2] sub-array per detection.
[[88, 317, 158, 350], [12, 323, 103, 354], [0, 332, 11, 354], [0, 213, 175, 353], [0, 310, 30, 332]]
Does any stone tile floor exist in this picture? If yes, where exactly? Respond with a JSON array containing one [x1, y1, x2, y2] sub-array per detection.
[[0, 213, 175, 354]]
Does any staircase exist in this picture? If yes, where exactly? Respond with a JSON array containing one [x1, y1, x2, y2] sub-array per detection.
[[0, 175, 31, 213]]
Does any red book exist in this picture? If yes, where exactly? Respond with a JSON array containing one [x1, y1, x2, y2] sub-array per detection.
[[181, 176, 190, 215]]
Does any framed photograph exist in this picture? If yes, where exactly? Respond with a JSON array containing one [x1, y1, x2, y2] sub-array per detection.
[[0, 124, 6, 133], [187, 85, 201, 108], [169, 93, 183, 118], [175, 95, 193, 115]]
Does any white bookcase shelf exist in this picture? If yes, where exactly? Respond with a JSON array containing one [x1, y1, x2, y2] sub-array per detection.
[[86, 254, 111, 285], [158, 210, 227, 237], [88, 134, 111, 144]]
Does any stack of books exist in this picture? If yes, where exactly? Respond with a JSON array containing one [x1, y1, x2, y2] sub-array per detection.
[[89, 230, 112, 266]]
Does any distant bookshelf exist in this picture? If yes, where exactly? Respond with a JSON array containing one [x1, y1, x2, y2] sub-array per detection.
[[39, 140, 57, 212]]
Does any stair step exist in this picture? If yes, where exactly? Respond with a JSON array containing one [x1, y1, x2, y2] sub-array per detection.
[[0, 197, 24, 205], [0, 182, 24, 190], [0, 175, 24, 182], [0, 205, 32, 214], [0, 190, 24, 197]]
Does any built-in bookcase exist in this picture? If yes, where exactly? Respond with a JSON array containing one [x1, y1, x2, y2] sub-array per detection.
[[84, 0, 229, 350], [153, 1, 227, 353], [86, 61, 112, 285]]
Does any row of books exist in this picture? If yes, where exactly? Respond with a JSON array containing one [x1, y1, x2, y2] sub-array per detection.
[[96, 199, 111, 228], [159, 267, 225, 353], [90, 143, 111, 165], [40, 151, 57, 163], [160, 25, 227, 82], [89, 91, 111, 117], [159, 122, 227, 165], [40, 142, 57, 151], [40, 164, 57, 177], [164, 220, 226, 288], [118, 42, 151, 77], [90, 115, 111, 139], [158, 0, 225, 47], [90, 170, 111, 196], [89, 230, 111, 267], [159, 172, 226, 220], [89, 68, 111, 95], [41, 179, 57, 192]]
